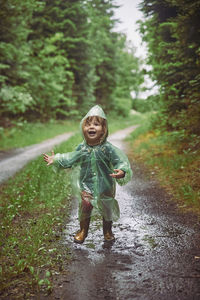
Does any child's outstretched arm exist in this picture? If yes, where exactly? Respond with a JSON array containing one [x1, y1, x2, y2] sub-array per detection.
[[43, 151, 55, 166], [110, 169, 125, 179], [107, 142, 132, 185]]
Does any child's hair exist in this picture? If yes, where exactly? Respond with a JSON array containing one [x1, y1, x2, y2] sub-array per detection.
[[82, 116, 108, 143]]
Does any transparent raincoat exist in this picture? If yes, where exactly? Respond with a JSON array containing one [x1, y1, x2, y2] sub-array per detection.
[[53, 105, 132, 221]]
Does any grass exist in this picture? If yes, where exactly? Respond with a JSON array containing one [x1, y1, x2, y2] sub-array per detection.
[[0, 133, 82, 297], [0, 114, 143, 298], [128, 113, 200, 216], [107, 112, 143, 133], [0, 119, 79, 150], [0, 113, 142, 151]]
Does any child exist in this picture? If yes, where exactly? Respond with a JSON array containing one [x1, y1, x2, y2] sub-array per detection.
[[43, 105, 132, 244]]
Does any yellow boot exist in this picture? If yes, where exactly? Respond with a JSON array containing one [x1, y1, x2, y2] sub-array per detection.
[[103, 218, 115, 241], [74, 218, 90, 244]]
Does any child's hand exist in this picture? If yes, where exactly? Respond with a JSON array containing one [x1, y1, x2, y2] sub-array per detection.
[[43, 151, 55, 166], [110, 169, 125, 179]]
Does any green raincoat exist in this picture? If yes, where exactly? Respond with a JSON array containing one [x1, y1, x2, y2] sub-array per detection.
[[53, 105, 132, 221]]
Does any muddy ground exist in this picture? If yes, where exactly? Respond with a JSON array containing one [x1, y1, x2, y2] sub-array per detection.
[[35, 127, 200, 300]]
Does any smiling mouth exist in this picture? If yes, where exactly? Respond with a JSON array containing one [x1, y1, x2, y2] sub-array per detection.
[[88, 130, 96, 137]]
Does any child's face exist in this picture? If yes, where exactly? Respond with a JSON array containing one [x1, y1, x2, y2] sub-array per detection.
[[83, 117, 104, 146]]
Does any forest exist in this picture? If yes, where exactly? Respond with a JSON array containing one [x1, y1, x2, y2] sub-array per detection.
[[139, 0, 200, 137], [0, 0, 144, 121], [0, 0, 199, 138]]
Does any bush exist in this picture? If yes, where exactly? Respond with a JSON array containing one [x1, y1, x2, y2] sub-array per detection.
[[0, 85, 34, 115], [113, 97, 132, 117], [132, 94, 160, 113]]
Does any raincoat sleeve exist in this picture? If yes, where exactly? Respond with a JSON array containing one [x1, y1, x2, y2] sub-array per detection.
[[52, 144, 82, 172], [107, 142, 132, 186]]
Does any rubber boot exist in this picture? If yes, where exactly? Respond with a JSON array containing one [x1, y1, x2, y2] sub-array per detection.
[[103, 218, 115, 241], [74, 218, 90, 244]]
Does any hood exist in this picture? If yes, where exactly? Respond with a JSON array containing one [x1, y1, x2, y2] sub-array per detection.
[[80, 105, 108, 144], [82, 105, 107, 120]]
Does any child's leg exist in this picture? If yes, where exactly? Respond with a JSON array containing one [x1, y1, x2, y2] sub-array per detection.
[[103, 217, 115, 241], [74, 191, 93, 244], [101, 191, 115, 242], [81, 190, 93, 214]]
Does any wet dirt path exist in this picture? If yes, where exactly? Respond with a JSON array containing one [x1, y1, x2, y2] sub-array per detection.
[[0, 132, 73, 184], [40, 127, 200, 300]]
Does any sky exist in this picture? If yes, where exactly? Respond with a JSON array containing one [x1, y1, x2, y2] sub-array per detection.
[[114, 0, 147, 59], [113, 0, 158, 98]]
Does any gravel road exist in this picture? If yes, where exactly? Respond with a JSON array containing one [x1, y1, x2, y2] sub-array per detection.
[[0, 132, 73, 184]]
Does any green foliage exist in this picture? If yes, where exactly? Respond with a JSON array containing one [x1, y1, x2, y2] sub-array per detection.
[[28, 33, 75, 118], [127, 112, 153, 141], [129, 112, 200, 213], [0, 0, 35, 118], [0, 0, 144, 120], [0, 133, 83, 296], [0, 119, 78, 150], [132, 94, 160, 113], [113, 97, 132, 117], [139, 0, 200, 135], [113, 37, 144, 116], [0, 85, 34, 114]]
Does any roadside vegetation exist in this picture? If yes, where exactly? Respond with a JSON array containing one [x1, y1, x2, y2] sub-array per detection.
[[127, 0, 200, 217], [128, 113, 200, 217], [0, 119, 78, 150], [0, 133, 78, 297]]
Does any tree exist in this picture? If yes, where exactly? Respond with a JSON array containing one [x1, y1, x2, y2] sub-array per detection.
[[0, 0, 35, 117], [139, 0, 200, 134], [113, 36, 144, 116], [0, 0, 144, 120]]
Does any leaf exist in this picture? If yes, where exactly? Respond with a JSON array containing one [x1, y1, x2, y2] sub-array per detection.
[[45, 271, 51, 278], [38, 279, 45, 286]]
